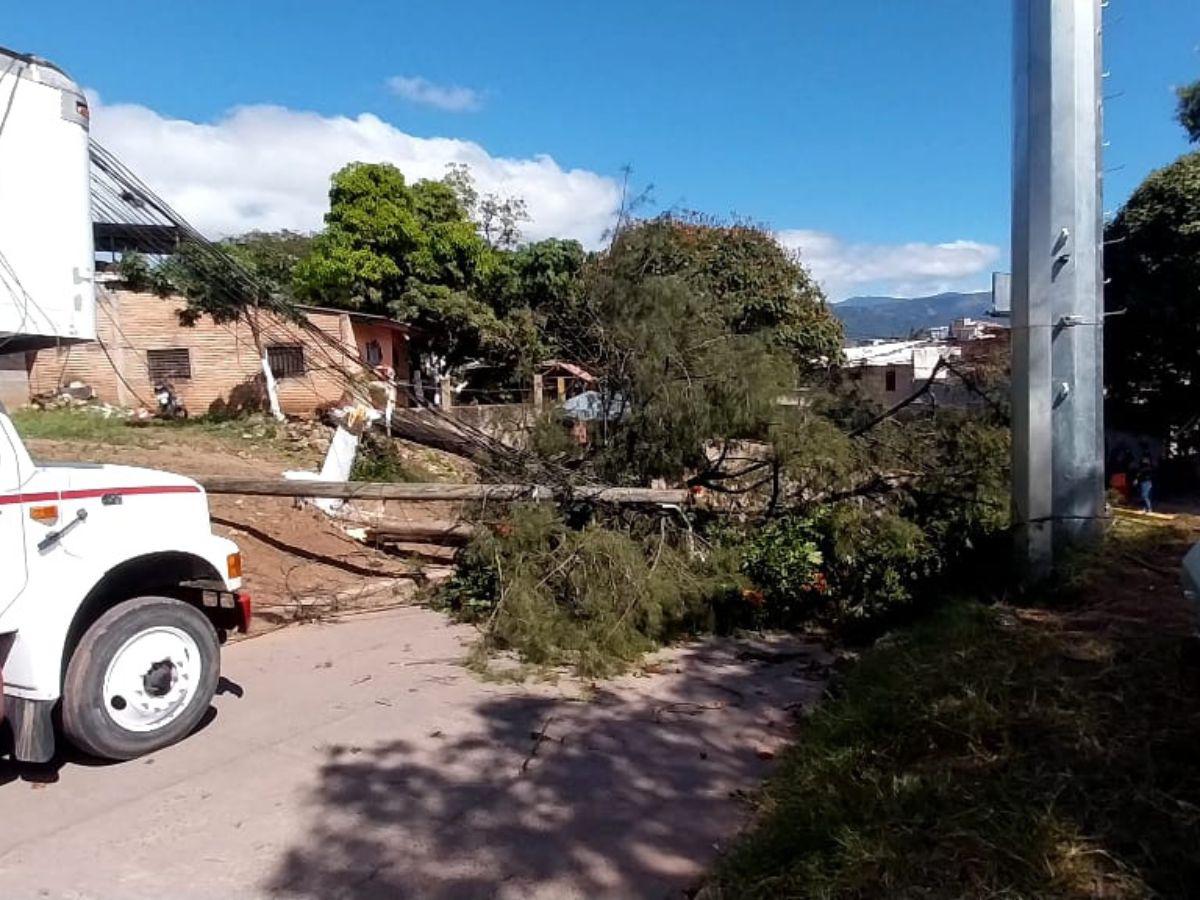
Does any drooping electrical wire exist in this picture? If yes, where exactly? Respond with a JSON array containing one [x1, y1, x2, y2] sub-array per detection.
[[87, 138, 529, 466]]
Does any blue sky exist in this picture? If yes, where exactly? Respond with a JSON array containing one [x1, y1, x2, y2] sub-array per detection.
[[6, 1, 1198, 298]]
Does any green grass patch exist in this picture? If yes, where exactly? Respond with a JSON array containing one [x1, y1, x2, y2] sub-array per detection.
[[708, 524, 1200, 898], [349, 430, 438, 483], [10, 407, 149, 445], [10, 406, 312, 461]]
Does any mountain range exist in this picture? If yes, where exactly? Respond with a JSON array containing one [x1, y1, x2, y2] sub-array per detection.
[[833, 291, 996, 341]]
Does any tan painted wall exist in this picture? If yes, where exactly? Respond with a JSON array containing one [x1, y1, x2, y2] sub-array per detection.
[[27, 290, 406, 417], [846, 363, 918, 408]]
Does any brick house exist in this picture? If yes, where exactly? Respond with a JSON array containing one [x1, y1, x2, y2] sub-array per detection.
[[26, 284, 411, 417]]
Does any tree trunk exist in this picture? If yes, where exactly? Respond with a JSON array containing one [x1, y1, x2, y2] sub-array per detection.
[[197, 477, 695, 505]]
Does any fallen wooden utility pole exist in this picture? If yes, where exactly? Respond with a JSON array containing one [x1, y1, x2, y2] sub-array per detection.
[[359, 521, 475, 545], [197, 477, 695, 506]]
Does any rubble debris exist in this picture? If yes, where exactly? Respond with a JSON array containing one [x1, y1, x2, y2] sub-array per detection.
[[31, 385, 130, 418]]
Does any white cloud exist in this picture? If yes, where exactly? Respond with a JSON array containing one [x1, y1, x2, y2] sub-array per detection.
[[386, 75, 483, 113], [776, 229, 1001, 301], [84, 93, 999, 293], [87, 94, 623, 247]]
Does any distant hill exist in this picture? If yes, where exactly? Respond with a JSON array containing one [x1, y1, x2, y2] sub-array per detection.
[[834, 291, 995, 340]]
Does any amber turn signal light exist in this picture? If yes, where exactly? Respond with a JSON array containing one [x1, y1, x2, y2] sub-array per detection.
[[29, 505, 59, 525], [227, 552, 243, 579]]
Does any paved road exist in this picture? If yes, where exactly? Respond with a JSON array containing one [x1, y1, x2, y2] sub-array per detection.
[[0, 608, 828, 899]]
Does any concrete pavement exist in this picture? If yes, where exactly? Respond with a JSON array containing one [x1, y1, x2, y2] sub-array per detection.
[[0, 607, 830, 899]]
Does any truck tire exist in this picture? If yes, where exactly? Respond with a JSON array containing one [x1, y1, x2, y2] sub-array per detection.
[[62, 596, 220, 761]]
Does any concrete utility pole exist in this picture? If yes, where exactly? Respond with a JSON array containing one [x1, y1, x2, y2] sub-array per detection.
[[1011, 0, 1106, 578]]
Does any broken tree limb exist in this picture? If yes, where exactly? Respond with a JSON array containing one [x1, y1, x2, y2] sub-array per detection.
[[197, 477, 694, 506], [360, 521, 476, 545]]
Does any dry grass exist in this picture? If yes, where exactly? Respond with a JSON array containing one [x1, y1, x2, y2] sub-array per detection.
[[708, 516, 1200, 899], [10, 406, 308, 459]]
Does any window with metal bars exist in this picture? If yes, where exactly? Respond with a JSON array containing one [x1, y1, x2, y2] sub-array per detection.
[[268, 344, 306, 379], [146, 348, 192, 383]]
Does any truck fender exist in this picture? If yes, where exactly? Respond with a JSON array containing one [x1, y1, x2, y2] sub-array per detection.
[[3, 540, 239, 703]]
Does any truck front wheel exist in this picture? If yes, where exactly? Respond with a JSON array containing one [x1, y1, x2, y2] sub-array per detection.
[[62, 597, 220, 760]]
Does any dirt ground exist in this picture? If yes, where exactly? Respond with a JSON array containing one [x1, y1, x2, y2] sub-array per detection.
[[1070, 510, 1199, 633], [1011, 510, 1200, 649], [25, 434, 467, 633]]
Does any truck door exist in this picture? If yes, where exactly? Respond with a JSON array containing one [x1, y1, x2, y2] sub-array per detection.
[[0, 417, 29, 617]]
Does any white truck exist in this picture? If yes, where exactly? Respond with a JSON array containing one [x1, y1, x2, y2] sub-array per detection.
[[1, 46, 250, 764]]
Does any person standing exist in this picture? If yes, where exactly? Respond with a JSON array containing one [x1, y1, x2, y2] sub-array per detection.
[[1135, 455, 1154, 513]]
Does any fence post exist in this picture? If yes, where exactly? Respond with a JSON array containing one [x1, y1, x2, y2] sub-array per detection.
[[532, 371, 544, 411]]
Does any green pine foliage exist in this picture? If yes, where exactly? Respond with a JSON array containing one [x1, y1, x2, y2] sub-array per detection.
[[435, 506, 736, 677]]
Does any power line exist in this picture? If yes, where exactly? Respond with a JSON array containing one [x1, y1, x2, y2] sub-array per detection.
[[92, 331, 151, 408], [87, 139, 531, 468]]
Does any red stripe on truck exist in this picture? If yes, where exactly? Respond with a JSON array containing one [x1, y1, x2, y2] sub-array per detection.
[[61, 485, 201, 501], [0, 491, 59, 505], [0, 485, 201, 506]]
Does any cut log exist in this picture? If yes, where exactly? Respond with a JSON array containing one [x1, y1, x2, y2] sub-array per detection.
[[197, 477, 693, 506], [361, 521, 475, 545]]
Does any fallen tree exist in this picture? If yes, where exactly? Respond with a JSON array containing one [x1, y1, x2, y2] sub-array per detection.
[[197, 477, 695, 506], [433, 216, 1011, 675]]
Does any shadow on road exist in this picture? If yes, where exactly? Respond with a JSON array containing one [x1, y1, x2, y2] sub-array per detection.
[[0, 676, 245, 784], [265, 637, 830, 899]]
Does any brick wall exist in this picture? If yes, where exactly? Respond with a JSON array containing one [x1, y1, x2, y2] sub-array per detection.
[[27, 290, 389, 417]]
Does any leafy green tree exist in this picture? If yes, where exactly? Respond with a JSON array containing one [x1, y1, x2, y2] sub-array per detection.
[[116, 250, 156, 294], [293, 162, 507, 376], [502, 238, 586, 317], [593, 217, 843, 370], [1177, 80, 1200, 144], [479, 237, 588, 370], [1104, 151, 1200, 450], [221, 230, 314, 295]]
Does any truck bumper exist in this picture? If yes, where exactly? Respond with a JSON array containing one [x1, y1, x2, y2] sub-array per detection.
[[233, 591, 252, 634], [185, 582, 252, 634]]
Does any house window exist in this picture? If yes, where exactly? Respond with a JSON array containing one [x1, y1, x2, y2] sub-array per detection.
[[363, 339, 383, 367], [268, 344, 306, 379], [885, 367, 897, 392], [147, 348, 192, 383]]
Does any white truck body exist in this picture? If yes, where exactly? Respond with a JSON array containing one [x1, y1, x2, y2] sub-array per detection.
[[0, 47, 248, 763], [0, 415, 243, 701], [0, 46, 95, 352]]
